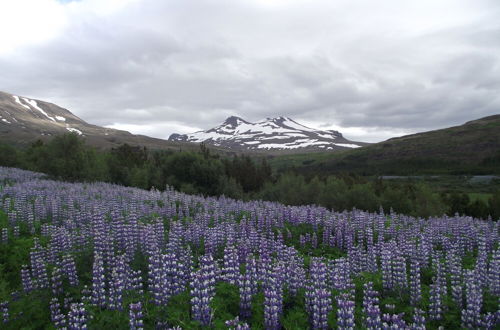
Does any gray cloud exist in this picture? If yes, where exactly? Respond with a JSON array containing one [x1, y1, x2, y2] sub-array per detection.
[[0, 0, 499, 142]]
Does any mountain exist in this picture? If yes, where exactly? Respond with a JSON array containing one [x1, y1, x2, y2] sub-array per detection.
[[168, 116, 368, 152], [283, 114, 500, 175], [0, 91, 191, 150]]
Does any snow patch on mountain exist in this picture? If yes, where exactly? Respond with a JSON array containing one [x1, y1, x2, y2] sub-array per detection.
[[22, 98, 57, 122], [168, 116, 366, 151], [66, 127, 83, 135], [334, 143, 362, 148], [12, 95, 31, 110]]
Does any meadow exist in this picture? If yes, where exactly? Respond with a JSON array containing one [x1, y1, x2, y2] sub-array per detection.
[[0, 166, 498, 329]]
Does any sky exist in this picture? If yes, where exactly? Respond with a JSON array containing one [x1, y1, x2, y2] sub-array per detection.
[[0, 0, 499, 142]]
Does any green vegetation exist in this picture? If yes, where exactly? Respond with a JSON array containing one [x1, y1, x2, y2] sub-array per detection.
[[270, 114, 500, 176], [0, 133, 499, 220]]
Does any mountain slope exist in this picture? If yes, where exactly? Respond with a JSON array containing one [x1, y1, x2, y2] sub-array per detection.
[[283, 114, 500, 175], [0, 91, 193, 151], [169, 116, 368, 152]]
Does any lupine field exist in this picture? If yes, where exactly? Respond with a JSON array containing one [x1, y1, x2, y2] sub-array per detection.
[[0, 167, 498, 329]]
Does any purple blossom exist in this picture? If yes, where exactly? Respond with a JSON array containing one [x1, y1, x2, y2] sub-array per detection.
[[1, 301, 8, 324], [337, 293, 355, 330], [67, 302, 87, 330], [461, 270, 483, 329], [190, 254, 216, 326], [91, 253, 107, 308], [222, 244, 240, 285], [410, 308, 426, 330], [129, 302, 144, 330], [306, 258, 331, 329], [50, 298, 66, 329]]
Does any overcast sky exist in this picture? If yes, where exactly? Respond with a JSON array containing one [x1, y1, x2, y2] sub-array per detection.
[[0, 0, 499, 142]]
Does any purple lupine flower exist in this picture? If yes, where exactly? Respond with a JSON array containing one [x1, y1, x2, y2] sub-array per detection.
[[148, 252, 183, 306], [409, 258, 421, 306], [263, 262, 284, 330], [30, 242, 49, 289], [0, 301, 8, 324], [461, 270, 482, 329], [20, 265, 33, 293], [311, 232, 318, 249], [363, 282, 381, 329], [363, 282, 379, 310], [307, 258, 331, 329], [129, 302, 144, 330], [330, 257, 353, 294], [2, 162, 500, 330], [148, 253, 163, 306], [487, 247, 499, 296], [91, 253, 107, 308], [447, 250, 463, 308], [190, 254, 216, 326], [365, 304, 382, 330], [392, 253, 407, 290], [239, 271, 253, 319], [81, 285, 91, 304], [475, 232, 488, 289], [225, 316, 251, 329], [109, 257, 126, 311], [288, 257, 306, 296], [67, 302, 86, 330], [62, 254, 79, 287], [410, 308, 426, 330], [429, 281, 443, 321], [50, 298, 67, 329], [337, 293, 355, 330], [222, 244, 240, 285], [258, 251, 272, 283], [382, 312, 407, 329], [381, 245, 393, 291], [1, 228, 7, 243], [480, 312, 497, 329], [244, 254, 259, 296], [51, 266, 63, 296], [310, 288, 331, 330], [263, 288, 282, 330]]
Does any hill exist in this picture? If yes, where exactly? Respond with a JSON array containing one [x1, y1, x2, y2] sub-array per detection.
[[272, 115, 500, 175], [0, 91, 195, 151]]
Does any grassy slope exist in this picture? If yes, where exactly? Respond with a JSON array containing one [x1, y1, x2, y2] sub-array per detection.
[[269, 115, 500, 176]]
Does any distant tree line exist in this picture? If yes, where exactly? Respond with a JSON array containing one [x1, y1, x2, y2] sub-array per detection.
[[0, 133, 498, 220], [256, 173, 500, 220]]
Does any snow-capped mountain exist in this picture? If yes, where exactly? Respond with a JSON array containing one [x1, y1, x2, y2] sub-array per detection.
[[169, 116, 368, 151], [0, 91, 182, 150]]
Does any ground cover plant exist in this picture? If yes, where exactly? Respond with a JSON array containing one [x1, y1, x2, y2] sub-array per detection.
[[2, 134, 500, 220], [0, 166, 498, 329]]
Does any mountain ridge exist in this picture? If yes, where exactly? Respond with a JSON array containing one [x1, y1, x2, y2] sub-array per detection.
[[0, 91, 195, 151], [168, 115, 368, 151]]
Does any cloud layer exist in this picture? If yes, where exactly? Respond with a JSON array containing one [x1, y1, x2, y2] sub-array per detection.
[[1, 0, 499, 142]]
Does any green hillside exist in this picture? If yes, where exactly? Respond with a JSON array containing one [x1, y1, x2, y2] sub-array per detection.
[[271, 115, 500, 176]]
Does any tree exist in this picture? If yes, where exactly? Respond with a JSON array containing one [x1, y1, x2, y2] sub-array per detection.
[[488, 192, 500, 220], [32, 133, 94, 181]]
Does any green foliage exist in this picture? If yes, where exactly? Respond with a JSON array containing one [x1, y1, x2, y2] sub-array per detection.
[[0, 144, 20, 168], [489, 191, 500, 220], [412, 184, 448, 218], [212, 282, 241, 327], [1, 133, 498, 220], [380, 187, 412, 214], [30, 133, 98, 181]]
